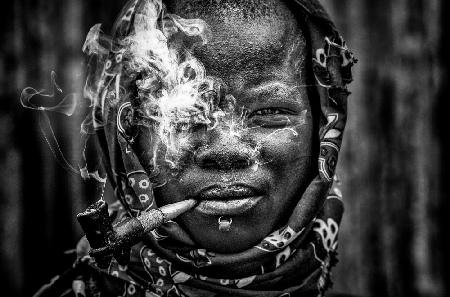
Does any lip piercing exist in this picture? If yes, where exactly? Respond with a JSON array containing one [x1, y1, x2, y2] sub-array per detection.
[[218, 216, 232, 232]]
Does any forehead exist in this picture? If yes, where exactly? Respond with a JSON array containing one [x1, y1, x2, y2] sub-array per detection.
[[168, 0, 307, 88]]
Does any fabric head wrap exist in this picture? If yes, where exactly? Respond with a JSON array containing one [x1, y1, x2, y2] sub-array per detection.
[[35, 0, 356, 296]]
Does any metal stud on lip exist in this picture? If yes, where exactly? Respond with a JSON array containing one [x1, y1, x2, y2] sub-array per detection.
[[218, 216, 232, 232]]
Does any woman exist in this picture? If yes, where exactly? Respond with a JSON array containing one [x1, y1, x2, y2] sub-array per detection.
[[33, 0, 356, 296]]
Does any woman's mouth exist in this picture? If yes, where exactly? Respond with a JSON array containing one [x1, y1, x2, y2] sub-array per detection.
[[193, 185, 264, 216]]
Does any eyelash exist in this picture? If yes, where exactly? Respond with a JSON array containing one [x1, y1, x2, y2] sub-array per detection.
[[249, 108, 290, 117]]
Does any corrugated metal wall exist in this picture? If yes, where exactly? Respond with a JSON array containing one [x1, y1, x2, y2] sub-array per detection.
[[0, 1, 447, 296], [322, 1, 447, 296]]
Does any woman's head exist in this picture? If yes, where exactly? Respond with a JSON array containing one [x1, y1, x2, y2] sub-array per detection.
[[139, 0, 317, 253]]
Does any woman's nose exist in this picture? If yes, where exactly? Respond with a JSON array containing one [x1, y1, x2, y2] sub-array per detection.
[[194, 129, 256, 170]]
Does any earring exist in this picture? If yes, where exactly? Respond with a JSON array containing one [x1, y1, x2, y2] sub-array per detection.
[[218, 216, 232, 232]]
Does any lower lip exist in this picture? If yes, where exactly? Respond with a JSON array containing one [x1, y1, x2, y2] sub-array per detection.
[[195, 196, 263, 216]]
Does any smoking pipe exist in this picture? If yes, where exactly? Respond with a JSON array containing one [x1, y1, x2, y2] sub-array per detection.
[[77, 199, 197, 268]]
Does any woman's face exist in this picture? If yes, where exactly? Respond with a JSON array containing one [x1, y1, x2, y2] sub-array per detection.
[[150, 6, 315, 253]]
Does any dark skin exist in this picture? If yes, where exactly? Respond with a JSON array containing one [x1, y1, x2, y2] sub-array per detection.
[[151, 0, 316, 253]]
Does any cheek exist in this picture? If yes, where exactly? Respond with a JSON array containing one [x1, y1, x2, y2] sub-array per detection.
[[256, 115, 314, 166], [255, 117, 315, 203]]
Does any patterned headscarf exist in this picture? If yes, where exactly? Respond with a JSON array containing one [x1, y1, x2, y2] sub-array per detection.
[[34, 1, 356, 296]]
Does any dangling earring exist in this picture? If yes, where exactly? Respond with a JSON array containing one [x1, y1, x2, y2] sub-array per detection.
[[218, 216, 232, 232]]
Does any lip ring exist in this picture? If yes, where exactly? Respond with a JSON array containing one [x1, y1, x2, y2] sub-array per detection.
[[218, 216, 233, 232]]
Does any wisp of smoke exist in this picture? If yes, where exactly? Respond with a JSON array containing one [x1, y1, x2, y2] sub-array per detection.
[[82, 0, 256, 170]]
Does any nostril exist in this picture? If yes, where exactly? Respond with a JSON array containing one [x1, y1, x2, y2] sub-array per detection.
[[234, 159, 251, 169], [199, 157, 219, 169]]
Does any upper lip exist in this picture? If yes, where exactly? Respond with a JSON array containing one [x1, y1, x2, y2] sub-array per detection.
[[193, 184, 263, 201]]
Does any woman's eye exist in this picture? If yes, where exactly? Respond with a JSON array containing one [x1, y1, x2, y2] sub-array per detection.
[[248, 108, 293, 128], [252, 108, 283, 116]]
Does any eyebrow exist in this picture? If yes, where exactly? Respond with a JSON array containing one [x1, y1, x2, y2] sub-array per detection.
[[248, 81, 297, 96], [243, 81, 308, 110]]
